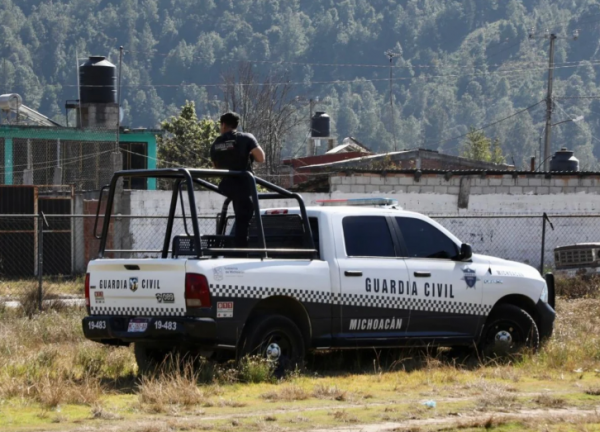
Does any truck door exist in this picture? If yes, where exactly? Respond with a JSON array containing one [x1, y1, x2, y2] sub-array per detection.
[[393, 217, 485, 340], [335, 215, 411, 346]]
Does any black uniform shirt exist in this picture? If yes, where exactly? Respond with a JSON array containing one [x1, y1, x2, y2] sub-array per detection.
[[210, 131, 259, 172]]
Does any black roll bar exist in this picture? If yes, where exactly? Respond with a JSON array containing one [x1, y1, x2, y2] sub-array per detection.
[[96, 168, 316, 259]]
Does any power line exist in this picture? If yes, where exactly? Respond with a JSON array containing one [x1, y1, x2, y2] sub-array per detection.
[[54, 60, 600, 90], [124, 48, 593, 71], [430, 100, 546, 152]]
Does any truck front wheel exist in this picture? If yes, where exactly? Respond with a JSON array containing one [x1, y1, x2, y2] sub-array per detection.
[[480, 304, 540, 357], [240, 314, 305, 375]]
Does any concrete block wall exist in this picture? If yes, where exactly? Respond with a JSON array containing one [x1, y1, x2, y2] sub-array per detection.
[[331, 173, 600, 196], [119, 172, 600, 269]]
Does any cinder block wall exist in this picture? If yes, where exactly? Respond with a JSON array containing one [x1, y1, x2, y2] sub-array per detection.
[[330, 173, 600, 195]]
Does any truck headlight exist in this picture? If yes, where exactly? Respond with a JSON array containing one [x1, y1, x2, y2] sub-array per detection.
[[540, 284, 549, 303]]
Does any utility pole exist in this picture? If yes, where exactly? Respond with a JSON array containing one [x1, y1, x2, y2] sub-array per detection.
[[385, 50, 401, 152], [543, 33, 556, 172], [530, 29, 579, 171]]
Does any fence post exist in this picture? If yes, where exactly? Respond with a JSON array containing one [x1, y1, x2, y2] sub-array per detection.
[[37, 213, 44, 311], [540, 213, 547, 275]]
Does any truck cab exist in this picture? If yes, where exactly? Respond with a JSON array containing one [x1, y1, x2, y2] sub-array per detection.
[[83, 169, 555, 371]]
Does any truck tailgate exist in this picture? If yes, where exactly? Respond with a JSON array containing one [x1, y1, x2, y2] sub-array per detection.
[[88, 259, 186, 316]]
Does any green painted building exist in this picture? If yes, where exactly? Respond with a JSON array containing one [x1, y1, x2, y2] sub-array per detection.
[[0, 125, 161, 191]]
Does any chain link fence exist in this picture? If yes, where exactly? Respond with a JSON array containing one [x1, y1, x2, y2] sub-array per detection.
[[2, 212, 600, 305], [432, 215, 542, 268], [0, 214, 218, 302]]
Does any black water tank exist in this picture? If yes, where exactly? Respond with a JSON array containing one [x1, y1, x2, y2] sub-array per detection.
[[79, 56, 117, 104], [550, 147, 580, 172], [311, 111, 330, 138]]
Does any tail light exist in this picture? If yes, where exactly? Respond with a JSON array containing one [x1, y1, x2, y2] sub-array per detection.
[[185, 273, 211, 308], [84, 273, 91, 314]]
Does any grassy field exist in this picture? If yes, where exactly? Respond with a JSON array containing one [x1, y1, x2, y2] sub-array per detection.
[[1, 278, 600, 431]]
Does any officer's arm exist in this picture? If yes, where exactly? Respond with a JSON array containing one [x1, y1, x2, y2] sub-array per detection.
[[251, 147, 265, 163]]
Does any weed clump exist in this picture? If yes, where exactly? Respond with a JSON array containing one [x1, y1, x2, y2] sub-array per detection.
[[261, 385, 310, 401], [237, 356, 275, 383], [555, 274, 600, 299]]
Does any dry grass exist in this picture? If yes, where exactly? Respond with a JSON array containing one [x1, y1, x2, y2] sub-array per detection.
[[555, 274, 600, 299], [3, 280, 600, 430], [138, 363, 205, 412], [584, 386, 600, 396], [453, 416, 510, 430], [533, 393, 567, 408], [312, 384, 348, 401], [261, 385, 310, 401], [91, 403, 124, 421], [330, 410, 359, 423], [0, 276, 84, 299]]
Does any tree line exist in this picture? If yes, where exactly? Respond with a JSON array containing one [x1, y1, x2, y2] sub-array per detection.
[[3, 0, 600, 171]]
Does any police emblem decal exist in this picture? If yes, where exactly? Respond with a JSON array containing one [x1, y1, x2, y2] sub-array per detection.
[[462, 268, 478, 288], [129, 277, 139, 292], [213, 267, 224, 281]]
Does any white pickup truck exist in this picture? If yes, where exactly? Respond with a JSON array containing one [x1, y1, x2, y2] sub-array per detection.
[[83, 169, 555, 371]]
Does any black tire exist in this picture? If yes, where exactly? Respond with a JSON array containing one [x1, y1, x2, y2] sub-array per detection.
[[240, 314, 305, 376], [480, 304, 540, 357], [134, 343, 169, 374]]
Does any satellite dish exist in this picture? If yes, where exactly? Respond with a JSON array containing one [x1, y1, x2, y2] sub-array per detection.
[[119, 107, 124, 123]]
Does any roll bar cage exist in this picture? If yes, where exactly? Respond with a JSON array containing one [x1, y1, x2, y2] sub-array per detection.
[[95, 168, 317, 259]]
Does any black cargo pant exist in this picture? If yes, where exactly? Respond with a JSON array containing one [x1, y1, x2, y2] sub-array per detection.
[[218, 177, 254, 248]]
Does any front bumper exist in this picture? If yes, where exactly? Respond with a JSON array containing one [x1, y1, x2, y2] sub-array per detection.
[[535, 300, 556, 341], [82, 315, 217, 348]]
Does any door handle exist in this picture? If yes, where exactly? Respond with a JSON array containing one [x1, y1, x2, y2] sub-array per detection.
[[344, 271, 363, 277], [413, 271, 431, 278]]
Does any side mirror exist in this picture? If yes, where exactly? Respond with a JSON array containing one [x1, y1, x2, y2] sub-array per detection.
[[459, 243, 472, 261]]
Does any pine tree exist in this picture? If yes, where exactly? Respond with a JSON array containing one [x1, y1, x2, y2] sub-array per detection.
[[157, 101, 219, 169], [490, 138, 505, 164], [461, 128, 505, 164], [461, 128, 491, 162]]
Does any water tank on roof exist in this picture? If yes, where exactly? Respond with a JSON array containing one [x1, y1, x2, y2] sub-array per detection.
[[550, 147, 579, 172], [311, 111, 330, 138], [79, 56, 117, 104]]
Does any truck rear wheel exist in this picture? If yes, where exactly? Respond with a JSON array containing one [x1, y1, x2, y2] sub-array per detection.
[[480, 304, 540, 357], [134, 343, 169, 374], [240, 314, 305, 376]]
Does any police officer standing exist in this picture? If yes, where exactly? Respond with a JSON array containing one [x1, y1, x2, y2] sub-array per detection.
[[210, 112, 265, 248]]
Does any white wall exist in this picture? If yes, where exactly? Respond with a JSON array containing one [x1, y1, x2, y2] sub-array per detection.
[[125, 189, 600, 269]]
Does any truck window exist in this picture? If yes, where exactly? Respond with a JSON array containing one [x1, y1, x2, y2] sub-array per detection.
[[245, 215, 320, 257], [342, 216, 395, 257], [395, 217, 458, 259]]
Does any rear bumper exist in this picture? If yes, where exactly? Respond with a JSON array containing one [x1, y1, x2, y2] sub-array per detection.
[[82, 316, 217, 348], [535, 300, 556, 341]]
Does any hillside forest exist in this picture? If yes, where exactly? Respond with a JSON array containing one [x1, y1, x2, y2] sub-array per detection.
[[3, 0, 600, 170]]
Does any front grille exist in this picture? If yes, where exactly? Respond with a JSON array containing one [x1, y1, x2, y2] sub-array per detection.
[[555, 248, 596, 267]]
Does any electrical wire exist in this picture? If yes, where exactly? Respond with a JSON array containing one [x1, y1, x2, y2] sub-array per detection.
[[56, 60, 600, 90], [428, 100, 546, 152]]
